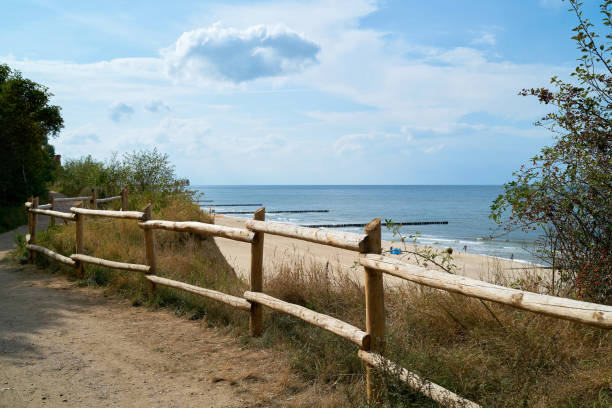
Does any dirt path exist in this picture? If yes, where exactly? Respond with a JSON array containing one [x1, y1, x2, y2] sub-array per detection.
[[0, 225, 335, 407]]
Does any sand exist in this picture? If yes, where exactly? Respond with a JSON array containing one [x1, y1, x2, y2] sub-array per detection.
[[212, 215, 543, 286]]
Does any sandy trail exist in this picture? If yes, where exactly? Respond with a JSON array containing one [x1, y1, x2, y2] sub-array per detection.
[[0, 263, 317, 407], [212, 215, 541, 285], [0, 213, 330, 407]]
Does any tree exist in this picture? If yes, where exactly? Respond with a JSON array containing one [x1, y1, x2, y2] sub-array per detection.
[[491, 0, 611, 303], [56, 154, 125, 198], [122, 148, 189, 195], [55, 148, 190, 202], [0, 64, 63, 205]]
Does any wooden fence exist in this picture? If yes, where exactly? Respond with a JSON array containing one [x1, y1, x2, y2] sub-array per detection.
[[23, 196, 612, 407]]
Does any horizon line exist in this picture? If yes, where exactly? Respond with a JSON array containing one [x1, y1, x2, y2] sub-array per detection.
[[190, 183, 505, 187]]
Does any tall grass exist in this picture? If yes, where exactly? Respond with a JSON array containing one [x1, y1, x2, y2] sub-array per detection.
[[20, 196, 611, 407]]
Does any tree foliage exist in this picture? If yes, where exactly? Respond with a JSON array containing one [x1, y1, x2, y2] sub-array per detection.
[[122, 148, 187, 194], [56, 154, 124, 198], [56, 148, 190, 204], [0, 64, 63, 205], [491, 0, 611, 303]]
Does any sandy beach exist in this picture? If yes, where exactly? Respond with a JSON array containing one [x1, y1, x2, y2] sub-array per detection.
[[212, 215, 542, 286]]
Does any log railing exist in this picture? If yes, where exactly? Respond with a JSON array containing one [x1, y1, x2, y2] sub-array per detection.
[[26, 188, 128, 227], [23, 199, 612, 408], [359, 254, 611, 328]]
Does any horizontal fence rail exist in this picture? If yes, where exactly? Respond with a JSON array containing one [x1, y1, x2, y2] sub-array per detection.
[[26, 244, 76, 267], [71, 254, 150, 273], [54, 196, 91, 202], [25, 202, 52, 209], [358, 351, 481, 408], [360, 254, 612, 329], [245, 219, 367, 252], [96, 195, 121, 203], [244, 291, 370, 349], [217, 209, 330, 214], [146, 275, 252, 311], [71, 207, 145, 220], [139, 220, 255, 243], [29, 208, 77, 221], [205, 203, 262, 207], [302, 221, 449, 228]]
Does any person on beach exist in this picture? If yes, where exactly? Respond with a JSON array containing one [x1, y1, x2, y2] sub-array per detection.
[[463, 245, 467, 252]]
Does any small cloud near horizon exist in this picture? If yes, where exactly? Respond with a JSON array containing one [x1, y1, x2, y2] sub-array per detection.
[[424, 143, 445, 154], [145, 99, 171, 113], [65, 132, 99, 145], [538, 0, 564, 9], [60, 124, 101, 145], [471, 32, 496, 46], [109, 102, 134, 122]]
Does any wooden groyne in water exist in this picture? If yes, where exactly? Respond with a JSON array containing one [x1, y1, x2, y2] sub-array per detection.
[[205, 203, 263, 207], [216, 209, 330, 214], [301, 221, 448, 228]]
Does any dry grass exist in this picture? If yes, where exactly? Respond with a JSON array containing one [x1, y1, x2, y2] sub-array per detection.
[[24, 196, 611, 407]]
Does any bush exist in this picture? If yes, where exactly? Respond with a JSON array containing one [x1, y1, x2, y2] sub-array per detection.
[[55, 148, 195, 207], [491, 0, 611, 303], [55, 154, 123, 197]]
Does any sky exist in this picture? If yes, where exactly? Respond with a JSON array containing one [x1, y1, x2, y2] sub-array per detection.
[[1, 0, 602, 185]]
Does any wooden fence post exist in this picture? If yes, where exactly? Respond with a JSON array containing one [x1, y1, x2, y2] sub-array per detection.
[[363, 218, 384, 403], [27, 196, 33, 247], [28, 197, 39, 262], [49, 195, 55, 227], [142, 203, 157, 294], [249, 207, 266, 336], [91, 189, 97, 209], [121, 187, 128, 211], [75, 210, 84, 278]]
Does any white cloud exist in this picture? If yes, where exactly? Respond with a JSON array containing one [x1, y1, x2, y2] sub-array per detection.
[[129, 117, 290, 159], [206, 104, 233, 111], [432, 47, 489, 65], [150, 117, 212, 155], [162, 23, 320, 83], [60, 124, 100, 145], [471, 32, 496, 46], [538, 0, 564, 9], [238, 133, 287, 154], [203, 0, 376, 42], [108, 102, 134, 122], [145, 99, 170, 113], [424, 143, 445, 154], [333, 131, 412, 156]]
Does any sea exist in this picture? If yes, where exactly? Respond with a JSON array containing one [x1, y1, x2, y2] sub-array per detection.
[[192, 185, 539, 263]]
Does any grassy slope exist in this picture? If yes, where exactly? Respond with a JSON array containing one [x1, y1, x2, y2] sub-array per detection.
[[15, 197, 611, 407]]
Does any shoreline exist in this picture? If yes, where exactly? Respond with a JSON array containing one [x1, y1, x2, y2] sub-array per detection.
[[210, 212, 536, 263], [211, 215, 545, 285]]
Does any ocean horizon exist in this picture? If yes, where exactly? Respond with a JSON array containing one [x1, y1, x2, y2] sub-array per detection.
[[193, 185, 540, 263]]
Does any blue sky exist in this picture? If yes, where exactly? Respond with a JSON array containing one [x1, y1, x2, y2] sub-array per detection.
[[1, 0, 601, 184]]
